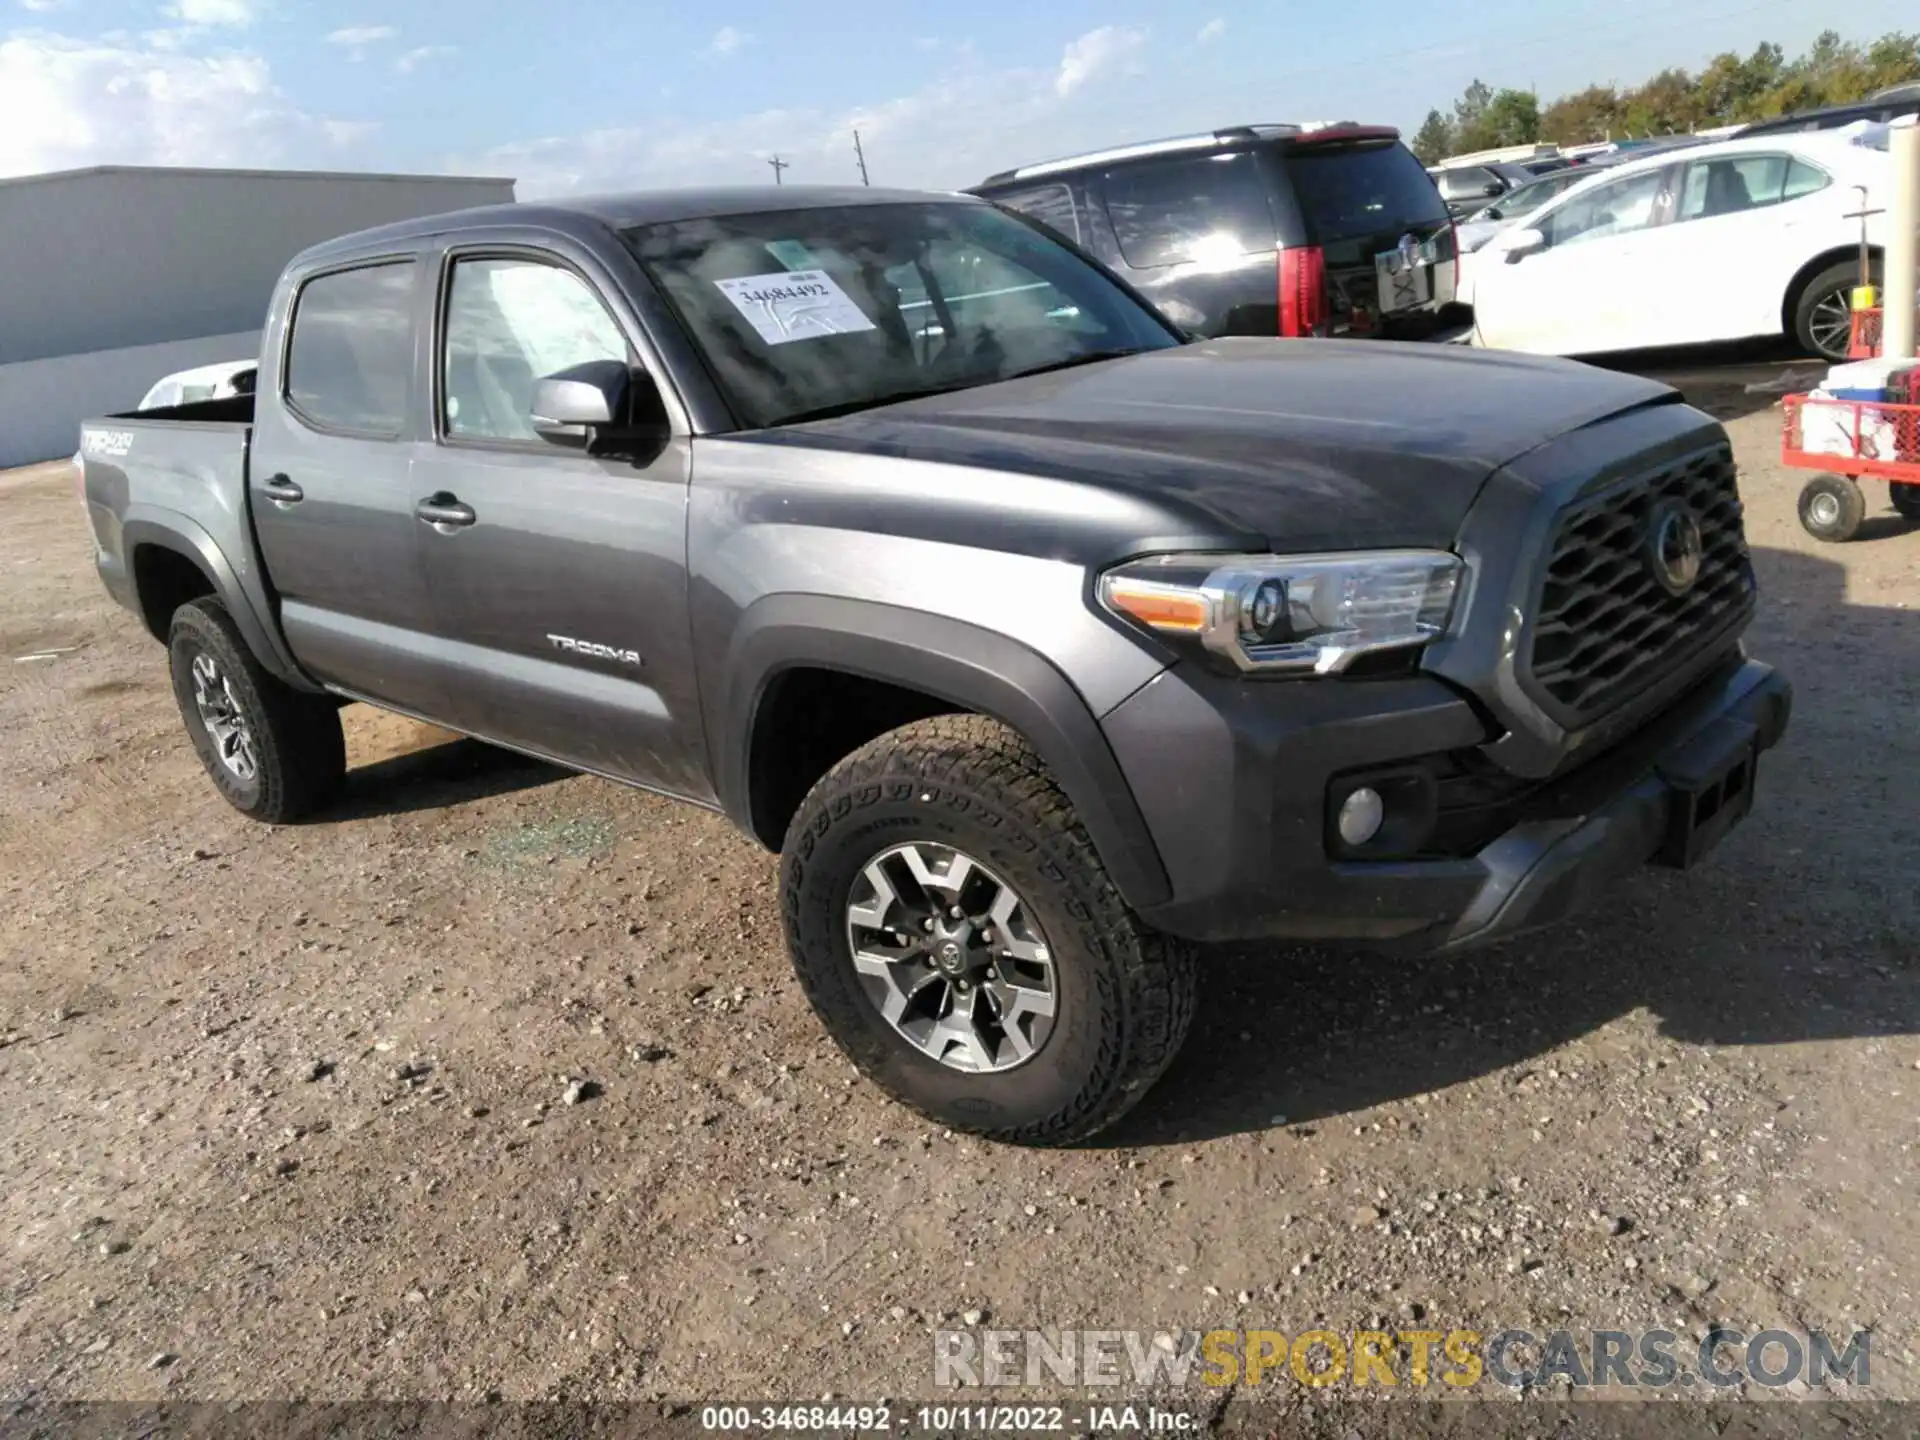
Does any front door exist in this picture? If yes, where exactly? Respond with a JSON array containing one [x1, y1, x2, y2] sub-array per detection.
[[1473, 164, 1682, 355], [250, 257, 445, 717], [408, 249, 711, 801]]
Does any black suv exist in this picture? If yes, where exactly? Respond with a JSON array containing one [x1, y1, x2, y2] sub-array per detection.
[[972, 123, 1465, 342]]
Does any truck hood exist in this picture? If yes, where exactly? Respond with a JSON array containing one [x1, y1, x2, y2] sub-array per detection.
[[756, 337, 1681, 550]]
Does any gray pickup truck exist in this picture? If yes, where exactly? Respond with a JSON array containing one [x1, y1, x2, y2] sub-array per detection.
[[81, 184, 1790, 1144]]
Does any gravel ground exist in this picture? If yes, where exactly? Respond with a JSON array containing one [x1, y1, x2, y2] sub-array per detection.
[[1, 382, 1916, 1426]]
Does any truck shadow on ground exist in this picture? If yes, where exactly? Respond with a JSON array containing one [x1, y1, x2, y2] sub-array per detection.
[[321, 737, 565, 822], [1110, 538, 1919, 1148]]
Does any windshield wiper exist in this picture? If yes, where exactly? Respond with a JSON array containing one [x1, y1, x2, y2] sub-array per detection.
[[776, 384, 973, 426], [999, 347, 1153, 382]]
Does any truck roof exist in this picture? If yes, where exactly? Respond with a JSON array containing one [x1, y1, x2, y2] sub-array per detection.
[[295, 185, 976, 267]]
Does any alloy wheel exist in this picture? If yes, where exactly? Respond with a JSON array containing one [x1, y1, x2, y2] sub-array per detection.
[[843, 842, 1057, 1073], [1807, 287, 1852, 361], [190, 651, 258, 783]]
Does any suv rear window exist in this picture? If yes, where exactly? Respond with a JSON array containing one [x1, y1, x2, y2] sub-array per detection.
[[1286, 141, 1448, 242], [1098, 152, 1276, 270]]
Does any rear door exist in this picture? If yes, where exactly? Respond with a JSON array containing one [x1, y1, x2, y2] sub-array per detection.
[[1658, 151, 1841, 343], [406, 243, 710, 800], [1274, 136, 1457, 339], [250, 256, 445, 716], [1086, 150, 1280, 337]]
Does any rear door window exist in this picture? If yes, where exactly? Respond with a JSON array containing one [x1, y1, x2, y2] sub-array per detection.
[[990, 183, 1083, 246], [1677, 153, 1821, 220], [284, 262, 415, 436], [1098, 152, 1276, 270], [1290, 142, 1450, 241]]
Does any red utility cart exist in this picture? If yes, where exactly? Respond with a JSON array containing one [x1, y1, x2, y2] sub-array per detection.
[[1782, 391, 1920, 541]]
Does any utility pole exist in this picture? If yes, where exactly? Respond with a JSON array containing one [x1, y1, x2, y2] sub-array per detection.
[[853, 130, 870, 186], [767, 155, 789, 186]]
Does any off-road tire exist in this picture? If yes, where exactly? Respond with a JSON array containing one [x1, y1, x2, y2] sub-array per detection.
[[780, 715, 1197, 1145], [168, 598, 345, 822], [1796, 474, 1868, 543], [1892, 481, 1920, 522]]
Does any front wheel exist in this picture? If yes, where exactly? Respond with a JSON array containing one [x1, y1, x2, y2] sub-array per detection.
[[779, 715, 1197, 1145], [1892, 482, 1920, 522], [1797, 474, 1867, 543], [168, 598, 345, 822]]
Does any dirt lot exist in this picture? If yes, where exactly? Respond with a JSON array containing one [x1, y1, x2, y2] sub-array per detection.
[[2, 384, 1917, 1425]]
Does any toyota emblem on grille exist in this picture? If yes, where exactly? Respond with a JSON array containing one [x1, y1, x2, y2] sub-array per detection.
[[1646, 501, 1704, 596]]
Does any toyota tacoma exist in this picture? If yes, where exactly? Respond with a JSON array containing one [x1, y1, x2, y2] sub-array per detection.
[[79, 185, 1791, 1144]]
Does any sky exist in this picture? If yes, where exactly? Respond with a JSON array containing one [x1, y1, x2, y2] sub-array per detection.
[[0, 0, 1904, 197]]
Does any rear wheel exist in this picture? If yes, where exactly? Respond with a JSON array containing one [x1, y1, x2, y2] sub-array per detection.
[[1892, 482, 1920, 522], [1792, 258, 1875, 362], [779, 715, 1197, 1145], [1797, 474, 1867, 543], [168, 599, 345, 822]]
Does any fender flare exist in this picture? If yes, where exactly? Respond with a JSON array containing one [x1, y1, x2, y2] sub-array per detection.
[[715, 594, 1173, 912], [121, 508, 315, 690]]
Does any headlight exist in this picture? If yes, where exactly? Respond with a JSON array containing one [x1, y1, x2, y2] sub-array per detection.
[[1099, 550, 1463, 676]]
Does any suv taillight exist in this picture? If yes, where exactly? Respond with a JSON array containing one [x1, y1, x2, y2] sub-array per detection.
[[1278, 245, 1326, 337]]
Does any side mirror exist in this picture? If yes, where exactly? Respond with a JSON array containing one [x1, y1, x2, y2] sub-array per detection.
[[1491, 227, 1546, 264], [531, 359, 666, 452], [1480, 180, 1505, 197]]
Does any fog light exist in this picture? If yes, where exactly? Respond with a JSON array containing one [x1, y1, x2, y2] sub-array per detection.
[[1337, 787, 1386, 847]]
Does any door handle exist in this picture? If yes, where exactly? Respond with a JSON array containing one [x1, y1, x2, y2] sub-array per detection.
[[415, 493, 477, 530], [260, 475, 304, 505]]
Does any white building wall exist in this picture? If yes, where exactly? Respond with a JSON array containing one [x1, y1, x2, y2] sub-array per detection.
[[0, 331, 260, 469], [0, 166, 515, 466]]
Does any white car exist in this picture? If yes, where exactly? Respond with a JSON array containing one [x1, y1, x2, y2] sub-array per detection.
[[132, 358, 257, 410], [1469, 131, 1881, 360], [73, 359, 255, 471]]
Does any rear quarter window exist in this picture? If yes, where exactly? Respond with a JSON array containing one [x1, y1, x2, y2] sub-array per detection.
[[284, 262, 415, 436], [1098, 152, 1276, 270], [1290, 141, 1450, 241]]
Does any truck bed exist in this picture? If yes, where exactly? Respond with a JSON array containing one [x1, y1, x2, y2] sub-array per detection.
[[79, 397, 266, 657]]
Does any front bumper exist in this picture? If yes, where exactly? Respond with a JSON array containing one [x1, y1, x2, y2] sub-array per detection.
[[1104, 654, 1790, 953]]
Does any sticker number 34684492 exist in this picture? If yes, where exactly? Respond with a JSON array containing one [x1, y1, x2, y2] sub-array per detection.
[[715, 269, 878, 346]]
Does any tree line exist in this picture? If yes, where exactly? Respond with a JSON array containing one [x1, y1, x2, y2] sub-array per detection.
[[1410, 29, 1920, 163]]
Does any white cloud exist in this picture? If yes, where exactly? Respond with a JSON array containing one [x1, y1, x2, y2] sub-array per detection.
[[19, 0, 74, 13], [1055, 24, 1146, 98], [327, 25, 398, 46], [394, 43, 454, 73], [458, 37, 1190, 201], [0, 30, 373, 177], [163, 0, 257, 27], [1197, 18, 1226, 44], [705, 25, 749, 59]]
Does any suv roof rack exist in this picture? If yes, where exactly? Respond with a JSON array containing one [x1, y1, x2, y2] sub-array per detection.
[[977, 121, 1392, 186]]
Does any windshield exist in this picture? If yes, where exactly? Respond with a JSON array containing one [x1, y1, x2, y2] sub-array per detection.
[[1468, 172, 1573, 223], [625, 201, 1181, 430]]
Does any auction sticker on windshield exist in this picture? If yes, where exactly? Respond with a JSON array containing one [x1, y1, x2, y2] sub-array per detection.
[[716, 269, 877, 345]]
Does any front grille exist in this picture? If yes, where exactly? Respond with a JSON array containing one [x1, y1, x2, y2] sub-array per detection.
[[1525, 446, 1752, 721]]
